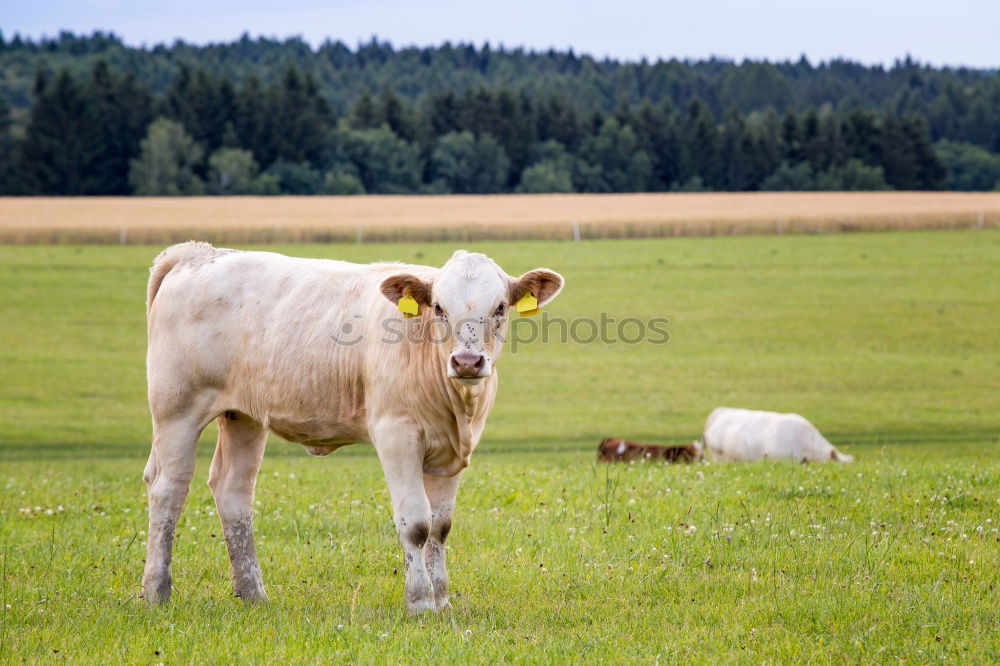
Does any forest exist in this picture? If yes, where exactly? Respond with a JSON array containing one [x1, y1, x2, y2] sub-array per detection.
[[0, 31, 998, 195]]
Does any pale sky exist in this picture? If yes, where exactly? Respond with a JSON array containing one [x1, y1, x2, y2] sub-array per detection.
[[4, 0, 999, 68]]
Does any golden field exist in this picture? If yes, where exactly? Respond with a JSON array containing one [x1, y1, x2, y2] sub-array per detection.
[[1, 191, 998, 244]]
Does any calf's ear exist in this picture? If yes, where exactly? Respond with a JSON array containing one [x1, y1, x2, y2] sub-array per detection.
[[510, 269, 565, 307], [380, 274, 433, 306]]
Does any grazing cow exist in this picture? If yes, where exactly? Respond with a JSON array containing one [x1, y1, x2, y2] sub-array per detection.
[[701, 408, 853, 463], [142, 242, 564, 612], [597, 438, 702, 463]]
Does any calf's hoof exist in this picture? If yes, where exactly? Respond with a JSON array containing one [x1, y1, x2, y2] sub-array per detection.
[[141, 578, 172, 605], [234, 582, 268, 604], [407, 598, 438, 615], [435, 595, 451, 611]]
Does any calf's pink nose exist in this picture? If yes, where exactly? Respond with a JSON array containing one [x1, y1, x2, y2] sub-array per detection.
[[450, 352, 486, 377]]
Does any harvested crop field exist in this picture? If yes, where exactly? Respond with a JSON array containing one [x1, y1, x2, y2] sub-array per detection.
[[1, 191, 998, 244]]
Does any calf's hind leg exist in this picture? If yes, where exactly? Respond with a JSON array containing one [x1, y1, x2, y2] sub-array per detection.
[[208, 412, 269, 602], [142, 417, 202, 603]]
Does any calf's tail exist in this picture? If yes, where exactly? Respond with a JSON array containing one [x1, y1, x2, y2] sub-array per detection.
[[147, 241, 216, 313]]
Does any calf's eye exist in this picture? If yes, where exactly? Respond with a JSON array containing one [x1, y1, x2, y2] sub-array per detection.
[[434, 304, 444, 317], [495, 304, 506, 316]]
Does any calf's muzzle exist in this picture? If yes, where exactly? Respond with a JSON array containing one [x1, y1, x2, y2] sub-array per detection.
[[449, 351, 486, 378]]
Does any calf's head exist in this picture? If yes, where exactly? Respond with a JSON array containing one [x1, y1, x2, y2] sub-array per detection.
[[381, 250, 564, 385]]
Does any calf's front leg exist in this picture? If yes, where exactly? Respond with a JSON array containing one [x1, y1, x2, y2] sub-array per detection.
[[373, 417, 436, 613], [423, 472, 461, 609]]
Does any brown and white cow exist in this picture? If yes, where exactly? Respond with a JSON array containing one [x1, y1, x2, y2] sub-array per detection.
[[142, 242, 563, 612], [597, 438, 703, 463]]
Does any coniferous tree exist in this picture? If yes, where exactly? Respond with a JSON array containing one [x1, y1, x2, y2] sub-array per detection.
[[348, 91, 380, 130], [377, 89, 419, 142], [16, 69, 103, 194], [266, 67, 331, 166], [632, 100, 683, 190], [426, 90, 461, 137], [86, 61, 153, 194], [681, 98, 722, 188], [720, 109, 754, 191], [0, 97, 13, 193], [162, 66, 234, 152]]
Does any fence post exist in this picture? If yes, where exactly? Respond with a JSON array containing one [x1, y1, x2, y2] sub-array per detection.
[[978, 212, 984, 230], [120, 227, 127, 245], [572, 221, 581, 242], [355, 226, 363, 244]]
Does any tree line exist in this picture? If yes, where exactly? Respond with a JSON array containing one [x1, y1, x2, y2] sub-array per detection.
[[1, 31, 999, 195]]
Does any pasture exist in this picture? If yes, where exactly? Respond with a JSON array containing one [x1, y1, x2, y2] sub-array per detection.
[[1, 230, 998, 662]]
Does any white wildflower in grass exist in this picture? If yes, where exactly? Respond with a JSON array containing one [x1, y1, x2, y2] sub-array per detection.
[[685, 525, 697, 536], [976, 525, 984, 533]]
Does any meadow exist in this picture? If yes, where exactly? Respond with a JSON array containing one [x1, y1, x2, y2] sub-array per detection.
[[0, 230, 998, 662]]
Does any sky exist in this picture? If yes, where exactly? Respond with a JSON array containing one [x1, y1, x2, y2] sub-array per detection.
[[4, 0, 999, 68]]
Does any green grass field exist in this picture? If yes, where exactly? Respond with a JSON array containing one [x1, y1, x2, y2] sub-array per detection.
[[1, 231, 998, 663]]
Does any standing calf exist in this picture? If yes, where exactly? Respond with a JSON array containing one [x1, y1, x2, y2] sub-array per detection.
[[142, 242, 563, 612]]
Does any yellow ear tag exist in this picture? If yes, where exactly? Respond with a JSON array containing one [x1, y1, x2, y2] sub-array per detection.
[[516, 292, 540, 317], [398, 293, 419, 318]]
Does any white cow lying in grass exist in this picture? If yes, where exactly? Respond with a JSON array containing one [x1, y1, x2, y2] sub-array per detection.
[[701, 408, 853, 463]]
